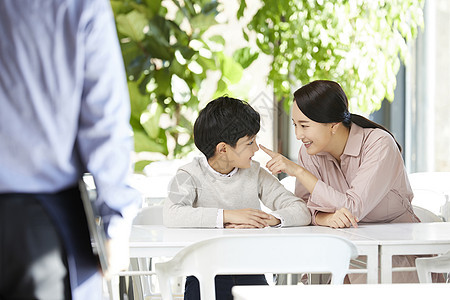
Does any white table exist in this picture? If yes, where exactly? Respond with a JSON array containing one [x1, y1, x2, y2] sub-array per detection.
[[130, 222, 450, 284], [232, 283, 450, 300], [129, 225, 379, 283], [339, 222, 450, 283]]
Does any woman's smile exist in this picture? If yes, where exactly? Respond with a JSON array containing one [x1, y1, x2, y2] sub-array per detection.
[[303, 141, 312, 148]]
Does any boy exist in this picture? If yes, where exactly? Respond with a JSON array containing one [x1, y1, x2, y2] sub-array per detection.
[[163, 96, 311, 299]]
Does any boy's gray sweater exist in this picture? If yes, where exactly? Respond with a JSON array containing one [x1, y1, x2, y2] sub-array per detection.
[[163, 157, 311, 227]]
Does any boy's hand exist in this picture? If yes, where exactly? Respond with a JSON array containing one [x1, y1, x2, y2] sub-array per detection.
[[266, 214, 281, 226], [260, 144, 300, 177], [224, 214, 281, 228], [223, 208, 271, 228], [224, 223, 260, 229]]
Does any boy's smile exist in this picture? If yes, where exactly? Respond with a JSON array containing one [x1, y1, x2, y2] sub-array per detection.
[[208, 135, 259, 174]]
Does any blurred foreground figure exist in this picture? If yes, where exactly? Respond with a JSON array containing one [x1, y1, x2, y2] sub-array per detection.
[[0, 0, 141, 299]]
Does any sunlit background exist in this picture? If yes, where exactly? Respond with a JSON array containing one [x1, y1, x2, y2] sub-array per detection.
[[110, 0, 450, 178]]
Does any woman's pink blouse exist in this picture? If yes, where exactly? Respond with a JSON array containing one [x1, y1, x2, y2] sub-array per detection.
[[295, 124, 418, 225]]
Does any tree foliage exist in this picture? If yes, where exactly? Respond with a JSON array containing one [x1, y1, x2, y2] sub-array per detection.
[[111, 0, 425, 169], [238, 0, 424, 113], [110, 0, 258, 170]]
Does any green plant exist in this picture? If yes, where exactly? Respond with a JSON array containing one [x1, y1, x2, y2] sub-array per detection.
[[237, 0, 424, 113], [110, 0, 258, 171]]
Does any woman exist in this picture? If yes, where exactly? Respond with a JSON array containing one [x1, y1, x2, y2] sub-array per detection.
[[261, 80, 420, 282]]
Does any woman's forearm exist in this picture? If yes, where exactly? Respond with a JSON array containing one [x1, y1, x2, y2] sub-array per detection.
[[294, 166, 318, 194]]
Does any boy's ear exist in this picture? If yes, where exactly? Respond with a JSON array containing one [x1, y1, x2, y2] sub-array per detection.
[[216, 142, 227, 154]]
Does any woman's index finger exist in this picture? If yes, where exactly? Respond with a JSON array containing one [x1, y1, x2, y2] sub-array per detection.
[[259, 144, 277, 158]]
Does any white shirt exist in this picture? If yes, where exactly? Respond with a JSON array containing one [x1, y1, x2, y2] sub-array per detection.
[[0, 0, 141, 238]]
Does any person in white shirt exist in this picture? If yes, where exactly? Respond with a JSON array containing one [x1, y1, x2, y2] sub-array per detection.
[[164, 96, 311, 300]]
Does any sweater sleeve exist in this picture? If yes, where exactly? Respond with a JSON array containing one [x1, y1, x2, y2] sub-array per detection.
[[163, 170, 219, 228], [258, 168, 311, 226]]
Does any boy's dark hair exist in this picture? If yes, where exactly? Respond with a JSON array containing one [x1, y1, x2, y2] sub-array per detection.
[[194, 96, 260, 159]]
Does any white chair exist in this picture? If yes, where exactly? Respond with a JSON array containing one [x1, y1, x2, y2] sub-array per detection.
[[133, 205, 164, 226], [155, 234, 358, 300], [416, 251, 450, 283], [127, 206, 164, 300], [279, 176, 334, 285], [408, 172, 450, 221], [127, 205, 183, 299], [412, 205, 443, 222]]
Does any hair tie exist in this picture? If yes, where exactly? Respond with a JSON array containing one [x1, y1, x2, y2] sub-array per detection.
[[343, 111, 351, 123]]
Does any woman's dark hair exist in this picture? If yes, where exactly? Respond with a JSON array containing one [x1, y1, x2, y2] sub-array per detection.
[[293, 80, 402, 151], [194, 96, 260, 159]]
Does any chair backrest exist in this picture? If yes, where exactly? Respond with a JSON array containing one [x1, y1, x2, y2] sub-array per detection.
[[408, 172, 450, 193], [411, 189, 447, 220], [408, 172, 450, 221], [155, 234, 358, 300], [133, 205, 164, 225], [412, 205, 443, 223], [416, 251, 450, 283]]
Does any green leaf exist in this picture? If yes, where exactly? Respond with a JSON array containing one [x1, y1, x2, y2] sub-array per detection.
[[173, 141, 195, 158], [154, 68, 172, 97], [144, 0, 161, 15], [196, 55, 218, 71], [242, 30, 249, 41], [133, 128, 168, 155], [202, 1, 219, 15], [237, 0, 246, 19], [174, 9, 185, 25], [209, 35, 225, 45], [144, 17, 173, 60], [213, 78, 231, 98], [120, 42, 147, 78], [110, 1, 131, 17], [190, 14, 217, 32], [220, 55, 243, 84], [141, 102, 163, 139], [178, 46, 197, 60], [128, 81, 150, 120], [169, 59, 187, 79], [116, 10, 148, 42], [233, 47, 260, 69], [129, 2, 156, 19], [134, 160, 152, 173]]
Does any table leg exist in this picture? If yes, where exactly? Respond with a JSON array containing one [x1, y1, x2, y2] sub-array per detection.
[[380, 251, 393, 283], [366, 247, 379, 284], [350, 245, 379, 284]]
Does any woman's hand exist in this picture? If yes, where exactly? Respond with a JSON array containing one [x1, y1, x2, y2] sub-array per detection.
[[315, 208, 359, 228], [223, 208, 271, 228], [260, 144, 318, 193], [260, 145, 301, 177]]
